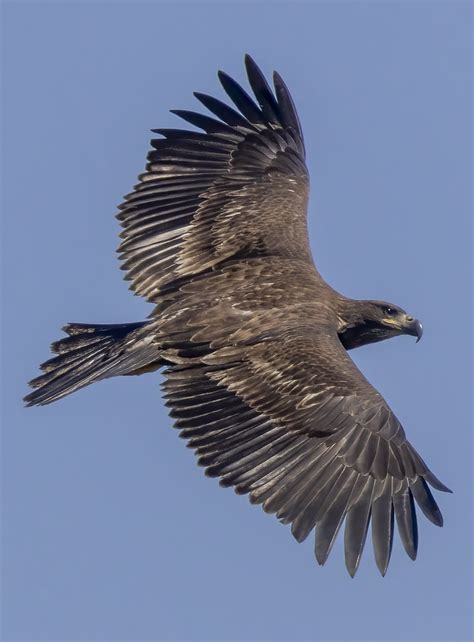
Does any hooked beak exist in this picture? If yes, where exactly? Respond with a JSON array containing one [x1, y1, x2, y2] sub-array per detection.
[[405, 317, 423, 342]]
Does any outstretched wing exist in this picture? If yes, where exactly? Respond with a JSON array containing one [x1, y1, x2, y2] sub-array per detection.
[[117, 55, 310, 302], [163, 326, 449, 577]]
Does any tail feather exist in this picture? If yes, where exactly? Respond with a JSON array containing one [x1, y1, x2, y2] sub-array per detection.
[[25, 321, 159, 406]]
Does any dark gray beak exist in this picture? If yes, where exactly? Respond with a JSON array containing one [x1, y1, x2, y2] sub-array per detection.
[[406, 318, 423, 342], [414, 319, 423, 342], [415, 319, 423, 343]]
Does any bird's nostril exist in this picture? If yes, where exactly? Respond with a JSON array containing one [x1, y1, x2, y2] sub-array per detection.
[[406, 315, 414, 321]]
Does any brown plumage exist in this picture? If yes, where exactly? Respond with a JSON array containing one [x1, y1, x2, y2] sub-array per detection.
[[25, 55, 450, 577]]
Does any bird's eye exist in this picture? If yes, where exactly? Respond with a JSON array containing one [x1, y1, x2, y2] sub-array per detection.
[[384, 306, 396, 316]]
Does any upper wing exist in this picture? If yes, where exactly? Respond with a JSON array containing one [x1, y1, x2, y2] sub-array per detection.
[[163, 326, 449, 576], [117, 55, 310, 302]]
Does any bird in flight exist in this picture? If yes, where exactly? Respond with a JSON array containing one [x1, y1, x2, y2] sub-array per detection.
[[25, 55, 450, 577]]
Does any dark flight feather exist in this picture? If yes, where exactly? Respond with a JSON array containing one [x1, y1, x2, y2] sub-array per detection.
[[218, 70, 267, 125], [273, 70, 305, 154], [244, 54, 282, 123], [193, 91, 255, 129], [372, 478, 395, 576]]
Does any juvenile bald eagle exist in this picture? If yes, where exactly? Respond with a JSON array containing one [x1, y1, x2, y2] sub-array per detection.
[[25, 55, 449, 576]]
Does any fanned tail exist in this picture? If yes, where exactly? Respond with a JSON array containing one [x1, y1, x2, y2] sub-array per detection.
[[25, 321, 160, 406]]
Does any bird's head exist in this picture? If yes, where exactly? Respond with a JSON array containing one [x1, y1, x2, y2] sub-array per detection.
[[338, 300, 423, 350]]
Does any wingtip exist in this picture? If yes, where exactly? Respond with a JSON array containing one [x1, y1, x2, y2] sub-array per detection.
[[244, 53, 260, 75], [344, 553, 362, 578], [217, 69, 227, 81], [315, 555, 326, 568], [272, 69, 283, 85], [345, 559, 359, 578], [425, 472, 453, 494], [315, 547, 329, 567], [291, 525, 308, 544], [374, 540, 392, 576]]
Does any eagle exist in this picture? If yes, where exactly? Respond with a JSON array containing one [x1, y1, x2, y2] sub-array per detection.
[[25, 55, 450, 577]]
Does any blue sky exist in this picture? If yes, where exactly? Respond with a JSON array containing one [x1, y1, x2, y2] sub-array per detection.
[[2, 1, 472, 641]]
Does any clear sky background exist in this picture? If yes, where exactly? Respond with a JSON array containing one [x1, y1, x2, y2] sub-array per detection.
[[2, 2, 472, 641]]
